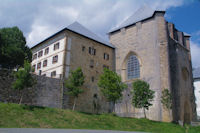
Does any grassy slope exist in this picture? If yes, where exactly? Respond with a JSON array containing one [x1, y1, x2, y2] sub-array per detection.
[[0, 103, 199, 133]]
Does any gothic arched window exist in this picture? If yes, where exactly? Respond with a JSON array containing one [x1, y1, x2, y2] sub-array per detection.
[[127, 55, 140, 79]]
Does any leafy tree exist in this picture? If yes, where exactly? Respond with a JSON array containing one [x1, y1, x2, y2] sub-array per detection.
[[98, 68, 127, 112], [161, 89, 172, 110], [0, 27, 32, 69], [131, 80, 155, 118], [12, 60, 35, 104], [64, 67, 85, 110]]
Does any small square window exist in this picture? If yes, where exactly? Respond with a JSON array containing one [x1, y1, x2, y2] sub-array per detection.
[[51, 71, 56, 77], [52, 55, 58, 63], [89, 47, 96, 55], [104, 53, 109, 60]]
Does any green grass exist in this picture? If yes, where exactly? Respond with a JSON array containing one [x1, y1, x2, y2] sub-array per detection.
[[0, 103, 199, 133]]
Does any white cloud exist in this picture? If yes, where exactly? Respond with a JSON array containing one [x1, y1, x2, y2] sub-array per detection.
[[194, 81, 200, 116], [0, 0, 189, 47], [191, 41, 200, 68]]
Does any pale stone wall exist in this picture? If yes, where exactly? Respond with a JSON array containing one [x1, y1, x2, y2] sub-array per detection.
[[109, 13, 170, 121], [64, 30, 115, 113], [31, 33, 67, 78]]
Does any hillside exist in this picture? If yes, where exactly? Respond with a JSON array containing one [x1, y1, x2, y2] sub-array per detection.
[[0, 103, 199, 133]]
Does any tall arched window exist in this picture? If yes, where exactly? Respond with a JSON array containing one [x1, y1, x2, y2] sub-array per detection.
[[127, 55, 140, 79]]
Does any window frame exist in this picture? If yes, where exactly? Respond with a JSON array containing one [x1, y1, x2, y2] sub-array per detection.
[[127, 55, 140, 80], [54, 42, 60, 50], [52, 55, 58, 64]]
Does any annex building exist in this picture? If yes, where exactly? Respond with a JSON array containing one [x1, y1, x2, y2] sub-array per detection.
[[31, 6, 197, 124]]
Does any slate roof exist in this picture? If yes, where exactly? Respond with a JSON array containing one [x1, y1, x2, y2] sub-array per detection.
[[31, 22, 114, 49], [183, 32, 191, 37], [193, 67, 200, 79], [109, 5, 165, 33], [67, 22, 114, 48]]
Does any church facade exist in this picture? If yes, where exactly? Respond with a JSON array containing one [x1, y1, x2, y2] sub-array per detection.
[[31, 6, 196, 123]]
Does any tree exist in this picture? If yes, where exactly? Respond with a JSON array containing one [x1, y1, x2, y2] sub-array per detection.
[[12, 60, 35, 104], [0, 27, 32, 69], [64, 67, 85, 110], [161, 89, 172, 110], [131, 80, 155, 118], [98, 68, 127, 112]]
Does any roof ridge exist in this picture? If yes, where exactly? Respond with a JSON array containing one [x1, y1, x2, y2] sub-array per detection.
[[67, 21, 115, 48], [109, 5, 165, 33]]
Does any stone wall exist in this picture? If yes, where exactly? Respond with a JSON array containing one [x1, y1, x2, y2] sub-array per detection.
[[0, 69, 64, 108], [168, 38, 197, 123], [109, 12, 168, 121]]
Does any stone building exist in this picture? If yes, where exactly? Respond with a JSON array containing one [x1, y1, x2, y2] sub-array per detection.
[[108, 6, 196, 123], [31, 6, 196, 123], [31, 22, 115, 113]]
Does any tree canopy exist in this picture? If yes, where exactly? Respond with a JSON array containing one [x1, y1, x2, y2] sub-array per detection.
[[161, 89, 172, 110], [12, 60, 35, 104], [98, 68, 127, 111], [131, 79, 155, 118], [0, 27, 32, 69], [65, 67, 85, 110]]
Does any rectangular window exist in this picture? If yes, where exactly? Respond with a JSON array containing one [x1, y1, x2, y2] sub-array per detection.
[[32, 65, 36, 72], [90, 59, 94, 68], [44, 47, 49, 55], [89, 47, 96, 55], [51, 71, 56, 77], [54, 42, 60, 50], [43, 60, 47, 67], [82, 46, 85, 51], [104, 53, 109, 60], [91, 76, 94, 82], [33, 53, 37, 60], [52, 55, 58, 63], [38, 50, 43, 58], [37, 62, 41, 69], [39, 70, 42, 75]]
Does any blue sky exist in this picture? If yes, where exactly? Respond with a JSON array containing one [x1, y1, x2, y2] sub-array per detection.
[[166, 0, 200, 43], [0, 0, 199, 66], [0, 0, 199, 67]]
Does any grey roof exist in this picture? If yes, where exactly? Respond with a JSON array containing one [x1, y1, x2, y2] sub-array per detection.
[[109, 5, 165, 33], [67, 22, 114, 48], [31, 22, 114, 49], [183, 32, 191, 37], [193, 67, 200, 79]]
